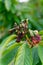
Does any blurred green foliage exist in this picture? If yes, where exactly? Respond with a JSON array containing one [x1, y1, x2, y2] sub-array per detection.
[[0, 1, 43, 65], [0, 0, 43, 41]]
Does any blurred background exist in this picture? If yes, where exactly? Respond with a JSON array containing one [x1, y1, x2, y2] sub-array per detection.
[[0, 0, 43, 42]]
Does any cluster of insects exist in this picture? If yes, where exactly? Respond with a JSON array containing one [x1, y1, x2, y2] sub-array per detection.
[[9, 19, 41, 47]]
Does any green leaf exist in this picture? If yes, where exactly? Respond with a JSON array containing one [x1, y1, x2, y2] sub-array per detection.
[[38, 44, 43, 63], [0, 0, 2, 2], [42, 63, 43, 65], [41, 36, 43, 41], [4, 0, 12, 11], [39, 41, 43, 46], [1, 34, 16, 49], [2, 42, 22, 56], [39, 30, 43, 36], [39, 30, 43, 41], [14, 43, 33, 65], [32, 46, 39, 65], [1, 41, 22, 65], [1, 47, 18, 65]]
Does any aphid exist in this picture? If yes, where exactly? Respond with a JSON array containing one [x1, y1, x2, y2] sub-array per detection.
[[9, 19, 41, 47], [30, 30, 41, 45], [16, 32, 24, 42], [9, 28, 15, 34], [9, 19, 28, 34], [9, 19, 28, 40], [29, 29, 41, 46]]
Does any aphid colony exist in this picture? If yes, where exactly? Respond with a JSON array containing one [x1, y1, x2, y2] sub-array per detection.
[[9, 19, 41, 47]]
